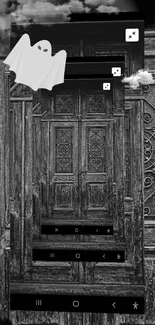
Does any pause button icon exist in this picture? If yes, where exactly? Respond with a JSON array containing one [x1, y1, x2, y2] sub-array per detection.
[[36, 300, 42, 306]]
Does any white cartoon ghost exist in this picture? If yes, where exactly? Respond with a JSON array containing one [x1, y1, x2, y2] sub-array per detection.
[[3, 33, 67, 91]]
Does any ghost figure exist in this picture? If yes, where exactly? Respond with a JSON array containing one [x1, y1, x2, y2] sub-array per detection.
[[3, 34, 67, 91]]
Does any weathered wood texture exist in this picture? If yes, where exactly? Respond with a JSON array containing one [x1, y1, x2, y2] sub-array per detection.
[[9, 83, 33, 281], [0, 60, 10, 318]]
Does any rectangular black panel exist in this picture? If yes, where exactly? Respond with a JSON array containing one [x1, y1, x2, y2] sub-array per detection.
[[11, 19, 144, 47], [53, 79, 115, 91], [69, 12, 144, 22], [41, 225, 113, 235], [10, 294, 145, 314], [33, 249, 125, 262], [67, 56, 124, 63], [65, 57, 124, 77], [65, 62, 124, 76], [65, 74, 114, 79]]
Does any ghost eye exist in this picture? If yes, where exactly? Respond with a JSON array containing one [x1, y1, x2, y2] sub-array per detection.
[[43, 49, 48, 52], [38, 46, 41, 50]]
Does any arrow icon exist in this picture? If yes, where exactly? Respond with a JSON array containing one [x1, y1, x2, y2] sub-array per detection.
[[112, 302, 116, 308]]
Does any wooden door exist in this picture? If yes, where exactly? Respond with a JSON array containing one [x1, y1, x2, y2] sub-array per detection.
[[31, 67, 143, 287], [9, 19, 145, 322], [42, 86, 115, 222], [38, 82, 117, 226], [8, 62, 144, 297]]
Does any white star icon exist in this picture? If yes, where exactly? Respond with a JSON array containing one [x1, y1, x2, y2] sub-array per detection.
[[133, 302, 139, 309], [107, 229, 110, 233], [117, 254, 121, 259]]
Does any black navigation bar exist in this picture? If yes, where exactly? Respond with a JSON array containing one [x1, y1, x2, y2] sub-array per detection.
[[41, 225, 113, 235], [33, 249, 125, 262], [10, 294, 145, 314]]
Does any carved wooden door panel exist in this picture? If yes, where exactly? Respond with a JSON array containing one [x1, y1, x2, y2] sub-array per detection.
[[40, 89, 79, 220], [81, 120, 112, 220], [81, 88, 114, 221], [43, 121, 79, 219]]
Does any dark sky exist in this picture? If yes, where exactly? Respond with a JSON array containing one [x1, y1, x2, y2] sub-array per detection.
[[134, 0, 155, 25], [116, 0, 138, 11]]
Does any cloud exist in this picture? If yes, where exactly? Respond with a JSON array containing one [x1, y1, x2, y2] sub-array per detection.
[[85, 6, 91, 12], [10, 1, 70, 23], [56, 3, 72, 16], [97, 4, 119, 13], [68, 0, 85, 13], [84, 0, 119, 14], [122, 70, 154, 89], [122, 75, 141, 89], [1, 0, 119, 27], [137, 69, 154, 84], [10, 0, 89, 24], [84, 0, 116, 7], [57, 0, 86, 15]]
